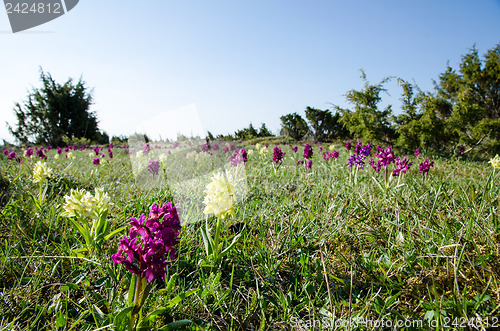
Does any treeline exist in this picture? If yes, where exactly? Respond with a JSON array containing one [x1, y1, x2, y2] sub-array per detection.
[[220, 43, 500, 156]]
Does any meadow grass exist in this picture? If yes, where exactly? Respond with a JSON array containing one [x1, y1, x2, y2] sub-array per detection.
[[0, 143, 499, 330]]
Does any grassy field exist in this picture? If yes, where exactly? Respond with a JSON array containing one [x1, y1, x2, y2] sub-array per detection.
[[0, 140, 499, 330]]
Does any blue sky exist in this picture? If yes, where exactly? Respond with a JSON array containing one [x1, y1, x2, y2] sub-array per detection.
[[1, 0, 500, 142]]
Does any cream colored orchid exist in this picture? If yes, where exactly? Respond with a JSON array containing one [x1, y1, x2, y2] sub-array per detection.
[[33, 161, 52, 183], [489, 154, 500, 169], [203, 172, 236, 219]]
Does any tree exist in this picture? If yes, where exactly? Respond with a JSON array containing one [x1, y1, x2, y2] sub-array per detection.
[[258, 123, 274, 137], [432, 44, 500, 154], [304, 107, 348, 141], [234, 123, 258, 140], [392, 79, 425, 151], [280, 112, 309, 140], [305, 107, 332, 141], [8, 68, 107, 146], [336, 70, 394, 143], [395, 94, 452, 152]]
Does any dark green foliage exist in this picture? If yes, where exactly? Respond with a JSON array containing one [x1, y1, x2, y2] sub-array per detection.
[[304, 106, 348, 142], [433, 44, 500, 154], [257, 123, 274, 137], [336, 70, 395, 143], [235, 123, 259, 140], [111, 135, 128, 146], [128, 133, 150, 143], [280, 112, 309, 140], [8, 68, 106, 146], [0, 171, 10, 207]]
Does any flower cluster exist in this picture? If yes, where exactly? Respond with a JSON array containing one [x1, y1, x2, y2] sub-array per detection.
[[230, 148, 247, 166], [369, 158, 381, 173], [112, 202, 181, 282], [273, 146, 285, 164], [201, 142, 210, 152], [203, 172, 236, 219], [348, 141, 371, 168], [419, 158, 434, 173], [25, 148, 34, 157], [33, 161, 52, 183], [348, 154, 366, 168], [322, 150, 339, 161], [8, 151, 18, 161], [303, 144, 313, 159], [36, 148, 47, 160], [489, 154, 500, 169], [61, 188, 111, 219], [143, 143, 151, 155], [392, 157, 413, 177], [148, 160, 160, 175], [375, 146, 395, 167]]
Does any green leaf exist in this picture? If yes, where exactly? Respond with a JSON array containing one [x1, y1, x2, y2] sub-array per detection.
[[95, 211, 108, 237], [56, 313, 66, 328], [92, 304, 106, 323], [66, 282, 79, 290], [104, 226, 127, 241], [72, 273, 88, 285], [113, 306, 133, 330], [158, 320, 192, 330], [139, 307, 168, 325], [69, 217, 91, 248], [165, 289, 198, 309], [164, 273, 178, 297], [200, 226, 213, 256], [128, 275, 137, 307], [221, 230, 244, 256]]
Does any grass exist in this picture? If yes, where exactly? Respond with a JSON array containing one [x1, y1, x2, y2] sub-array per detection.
[[0, 142, 499, 330]]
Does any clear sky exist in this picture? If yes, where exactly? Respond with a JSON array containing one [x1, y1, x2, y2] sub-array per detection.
[[1, 0, 500, 143]]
